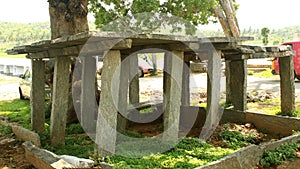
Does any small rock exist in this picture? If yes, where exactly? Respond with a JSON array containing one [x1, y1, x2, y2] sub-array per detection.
[[296, 152, 300, 158], [51, 159, 74, 169], [0, 138, 16, 145], [59, 155, 94, 167], [245, 123, 252, 128]]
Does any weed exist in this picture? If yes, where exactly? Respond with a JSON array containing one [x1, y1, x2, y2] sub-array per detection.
[[277, 110, 300, 117], [277, 112, 297, 117], [140, 107, 153, 114], [259, 142, 300, 167], [0, 124, 12, 137], [121, 130, 143, 138], [66, 123, 84, 135], [221, 102, 233, 109], [220, 130, 256, 150]]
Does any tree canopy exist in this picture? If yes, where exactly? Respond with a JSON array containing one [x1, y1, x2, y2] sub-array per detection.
[[261, 27, 270, 46], [89, 0, 220, 35]]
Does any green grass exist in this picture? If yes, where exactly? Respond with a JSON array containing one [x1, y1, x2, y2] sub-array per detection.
[[43, 135, 94, 158], [247, 98, 300, 117], [1, 98, 298, 168], [100, 138, 235, 169], [0, 99, 94, 158], [247, 70, 255, 76], [220, 130, 256, 150], [0, 100, 31, 128], [259, 142, 300, 167], [253, 69, 274, 78], [0, 124, 12, 137]]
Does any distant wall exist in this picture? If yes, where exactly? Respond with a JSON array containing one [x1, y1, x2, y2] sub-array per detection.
[[0, 58, 30, 76]]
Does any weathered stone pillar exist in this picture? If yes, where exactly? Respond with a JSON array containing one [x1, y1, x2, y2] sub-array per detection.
[[163, 51, 184, 142], [81, 56, 97, 133], [181, 60, 190, 106], [228, 59, 247, 111], [117, 55, 130, 132], [95, 50, 121, 156], [163, 52, 172, 107], [200, 50, 221, 140], [129, 54, 140, 104], [225, 61, 231, 103], [50, 56, 71, 146], [31, 58, 45, 133], [279, 56, 295, 113]]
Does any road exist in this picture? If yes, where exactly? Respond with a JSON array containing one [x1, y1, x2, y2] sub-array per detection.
[[138, 73, 300, 102]]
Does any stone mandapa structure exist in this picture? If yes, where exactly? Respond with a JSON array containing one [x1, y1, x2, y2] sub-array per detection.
[[7, 32, 296, 159]]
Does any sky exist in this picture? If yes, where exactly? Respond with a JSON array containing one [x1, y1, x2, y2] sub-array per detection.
[[0, 0, 299, 30]]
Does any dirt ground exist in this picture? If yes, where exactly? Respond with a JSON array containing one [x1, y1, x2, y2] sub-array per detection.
[[0, 136, 35, 169]]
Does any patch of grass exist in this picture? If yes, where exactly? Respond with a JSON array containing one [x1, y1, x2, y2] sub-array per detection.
[[0, 100, 31, 128], [221, 101, 233, 109], [43, 135, 94, 158], [247, 97, 300, 117], [0, 124, 12, 137], [220, 130, 256, 150], [247, 98, 281, 115], [261, 105, 281, 115], [140, 107, 153, 114], [259, 142, 300, 167], [66, 123, 85, 135], [99, 137, 234, 169], [253, 68, 274, 78], [121, 130, 143, 138], [277, 110, 300, 117], [247, 70, 254, 75]]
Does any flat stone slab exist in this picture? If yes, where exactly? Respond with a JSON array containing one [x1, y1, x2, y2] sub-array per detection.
[[196, 133, 300, 169], [12, 125, 41, 147], [23, 141, 95, 169]]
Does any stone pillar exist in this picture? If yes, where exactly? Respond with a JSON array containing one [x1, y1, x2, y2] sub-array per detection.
[[163, 51, 184, 142], [200, 50, 221, 140], [95, 50, 121, 157], [81, 56, 97, 133], [129, 54, 139, 104], [181, 60, 190, 106], [31, 59, 45, 133], [163, 52, 172, 107], [279, 56, 295, 113], [228, 59, 247, 111], [225, 61, 231, 103], [50, 56, 71, 146], [117, 55, 130, 132]]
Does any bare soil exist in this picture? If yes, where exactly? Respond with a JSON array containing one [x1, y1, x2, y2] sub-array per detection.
[[0, 136, 35, 169]]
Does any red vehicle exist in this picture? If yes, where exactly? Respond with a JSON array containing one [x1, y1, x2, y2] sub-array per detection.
[[271, 41, 300, 80]]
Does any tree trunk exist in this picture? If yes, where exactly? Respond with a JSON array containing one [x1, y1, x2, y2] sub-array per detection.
[[212, 0, 240, 104], [219, 0, 240, 37], [49, 0, 89, 39], [48, 0, 89, 123]]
